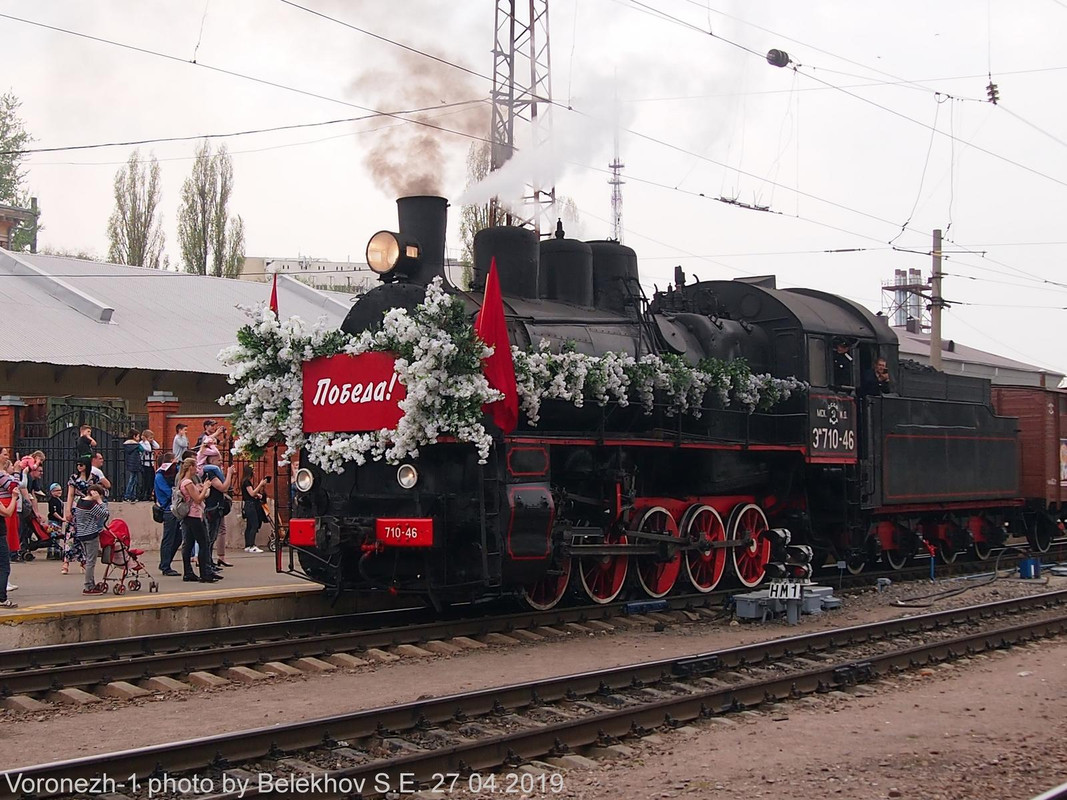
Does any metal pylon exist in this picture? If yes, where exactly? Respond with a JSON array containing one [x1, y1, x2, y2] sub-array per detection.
[[489, 0, 556, 235]]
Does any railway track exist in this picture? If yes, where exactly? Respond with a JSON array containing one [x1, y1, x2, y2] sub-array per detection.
[[4, 589, 1066, 800], [0, 547, 1058, 706]]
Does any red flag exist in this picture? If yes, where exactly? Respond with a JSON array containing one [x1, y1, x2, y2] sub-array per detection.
[[474, 257, 518, 433], [269, 273, 279, 316]]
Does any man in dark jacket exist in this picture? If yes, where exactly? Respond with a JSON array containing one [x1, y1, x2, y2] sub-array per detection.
[[153, 456, 181, 576]]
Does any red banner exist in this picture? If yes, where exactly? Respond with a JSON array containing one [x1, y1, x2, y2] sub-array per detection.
[[302, 352, 406, 433]]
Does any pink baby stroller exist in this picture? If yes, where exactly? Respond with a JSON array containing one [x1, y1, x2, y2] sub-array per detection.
[[99, 519, 159, 594]]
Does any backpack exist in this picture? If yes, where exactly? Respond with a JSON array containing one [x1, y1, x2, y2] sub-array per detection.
[[172, 478, 194, 520]]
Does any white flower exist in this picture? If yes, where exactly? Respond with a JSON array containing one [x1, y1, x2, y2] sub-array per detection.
[[222, 283, 808, 472]]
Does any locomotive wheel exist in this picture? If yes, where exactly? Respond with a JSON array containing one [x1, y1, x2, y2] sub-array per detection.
[[1027, 516, 1054, 554], [634, 507, 681, 599], [972, 540, 994, 561], [729, 503, 771, 589], [680, 504, 727, 593], [937, 542, 960, 564], [577, 529, 628, 605], [883, 549, 911, 570], [520, 559, 572, 611], [845, 559, 866, 576]]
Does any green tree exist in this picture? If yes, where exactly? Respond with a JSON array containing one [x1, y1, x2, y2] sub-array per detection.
[[0, 91, 40, 251], [0, 91, 31, 205], [107, 150, 167, 269], [177, 141, 245, 276]]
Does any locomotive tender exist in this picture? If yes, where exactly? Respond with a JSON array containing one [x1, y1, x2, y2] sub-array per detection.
[[283, 195, 1062, 608]]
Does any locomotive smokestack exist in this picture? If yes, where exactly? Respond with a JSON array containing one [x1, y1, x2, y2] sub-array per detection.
[[397, 195, 448, 285]]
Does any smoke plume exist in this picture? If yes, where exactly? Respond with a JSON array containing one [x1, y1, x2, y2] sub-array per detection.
[[352, 50, 489, 198]]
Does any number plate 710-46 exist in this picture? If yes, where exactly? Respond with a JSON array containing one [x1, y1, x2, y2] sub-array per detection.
[[375, 518, 434, 547]]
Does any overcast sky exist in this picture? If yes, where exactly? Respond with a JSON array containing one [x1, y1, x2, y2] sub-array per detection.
[[3, 0, 1064, 375]]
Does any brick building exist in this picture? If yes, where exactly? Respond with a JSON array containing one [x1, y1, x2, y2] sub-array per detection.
[[0, 247, 353, 487]]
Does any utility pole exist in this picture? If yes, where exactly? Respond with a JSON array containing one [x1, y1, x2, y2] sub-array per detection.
[[929, 228, 943, 371]]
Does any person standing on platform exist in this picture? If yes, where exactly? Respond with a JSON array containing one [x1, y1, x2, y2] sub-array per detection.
[[75, 484, 109, 595], [62, 459, 94, 575], [90, 451, 112, 496], [196, 419, 220, 450], [0, 457, 20, 598], [198, 443, 235, 572], [177, 458, 215, 583], [122, 430, 142, 502], [76, 425, 96, 463], [16, 458, 47, 559], [154, 455, 181, 577], [0, 460, 18, 609], [139, 430, 160, 501], [241, 465, 268, 553], [172, 424, 189, 464]]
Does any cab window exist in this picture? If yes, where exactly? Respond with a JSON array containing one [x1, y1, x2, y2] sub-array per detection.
[[808, 337, 828, 387]]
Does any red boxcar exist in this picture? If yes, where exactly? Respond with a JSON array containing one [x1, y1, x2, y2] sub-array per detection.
[[990, 386, 1067, 512]]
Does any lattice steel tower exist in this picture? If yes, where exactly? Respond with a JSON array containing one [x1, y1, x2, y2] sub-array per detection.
[[608, 128, 625, 243], [490, 0, 556, 235]]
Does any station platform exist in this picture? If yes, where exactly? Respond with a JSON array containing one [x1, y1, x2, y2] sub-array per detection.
[[0, 549, 364, 649]]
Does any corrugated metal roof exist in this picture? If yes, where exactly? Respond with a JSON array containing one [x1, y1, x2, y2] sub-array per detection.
[[896, 327, 1064, 380], [0, 249, 356, 374]]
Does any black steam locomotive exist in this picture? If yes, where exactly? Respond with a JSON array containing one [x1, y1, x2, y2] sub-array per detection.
[[284, 195, 1059, 608]]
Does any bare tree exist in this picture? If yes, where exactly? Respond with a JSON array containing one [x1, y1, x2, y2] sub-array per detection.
[[177, 141, 245, 276], [459, 143, 505, 287], [458, 141, 583, 290], [107, 150, 166, 268], [39, 246, 101, 261]]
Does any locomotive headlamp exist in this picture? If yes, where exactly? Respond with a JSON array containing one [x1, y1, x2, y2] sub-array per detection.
[[366, 230, 421, 277], [294, 468, 315, 493], [397, 464, 419, 489]]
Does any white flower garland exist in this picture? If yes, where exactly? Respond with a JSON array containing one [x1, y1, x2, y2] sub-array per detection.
[[220, 281, 807, 473]]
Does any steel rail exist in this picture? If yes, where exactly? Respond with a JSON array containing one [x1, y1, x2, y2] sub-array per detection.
[[0, 549, 1058, 697], [0, 594, 726, 697], [4, 590, 1066, 798]]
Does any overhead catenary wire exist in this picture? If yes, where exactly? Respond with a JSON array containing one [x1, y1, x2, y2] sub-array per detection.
[[0, 100, 489, 157], [0, 6, 1023, 266], [5, 6, 1063, 321], [0, 12, 494, 150]]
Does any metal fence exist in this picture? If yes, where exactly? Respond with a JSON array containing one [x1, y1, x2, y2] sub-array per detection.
[[16, 407, 149, 498]]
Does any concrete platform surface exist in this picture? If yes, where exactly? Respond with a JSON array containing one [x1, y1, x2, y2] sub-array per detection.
[[0, 549, 337, 649]]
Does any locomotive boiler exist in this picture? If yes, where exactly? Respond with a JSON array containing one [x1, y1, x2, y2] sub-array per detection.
[[282, 195, 1061, 609]]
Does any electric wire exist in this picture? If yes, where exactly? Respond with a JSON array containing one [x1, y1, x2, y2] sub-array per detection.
[[608, 1, 1067, 190], [276, 0, 491, 83], [0, 12, 493, 149], [0, 100, 488, 157], [6, 6, 1063, 314], [888, 94, 945, 245]]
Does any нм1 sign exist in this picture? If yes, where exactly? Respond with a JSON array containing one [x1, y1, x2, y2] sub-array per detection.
[[302, 352, 406, 433]]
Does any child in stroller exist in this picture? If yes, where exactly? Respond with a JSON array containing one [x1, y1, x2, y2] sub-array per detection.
[[98, 520, 159, 594], [45, 483, 65, 560]]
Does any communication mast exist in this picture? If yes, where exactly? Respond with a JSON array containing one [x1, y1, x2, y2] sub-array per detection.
[[608, 92, 624, 242], [489, 0, 556, 235]]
